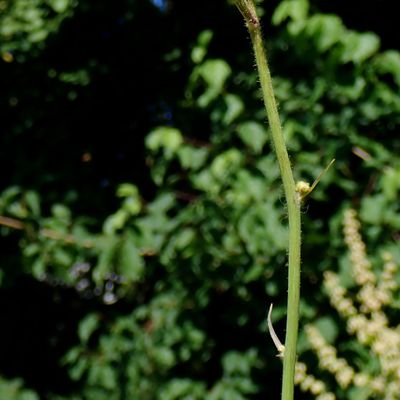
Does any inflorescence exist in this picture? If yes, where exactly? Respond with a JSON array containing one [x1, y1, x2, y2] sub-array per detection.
[[295, 209, 400, 400]]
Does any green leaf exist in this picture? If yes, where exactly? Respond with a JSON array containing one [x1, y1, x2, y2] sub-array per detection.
[[191, 30, 213, 64], [337, 255, 356, 289], [0, 377, 39, 400], [198, 29, 213, 47], [25, 191, 40, 217], [233, 171, 266, 203], [313, 316, 338, 344], [117, 184, 142, 215], [0, 186, 21, 210], [305, 15, 344, 52], [223, 94, 244, 125], [146, 127, 183, 159], [103, 209, 128, 234], [340, 31, 380, 64], [117, 183, 139, 198], [194, 59, 232, 107], [88, 364, 117, 390], [245, 264, 266, 284], [123, 196, 141, 216], [334, 76, 366, 101], [177, 145, 208, 170], [237, 121, 268, 154], [210, 149, 243, 180], [48, 0, 70, 13], [198, 59, 231, 90], [153, 346, 175, 368], [18, 391, 39, 400], [222, 349, 257, 376], [360, 194, 387, 224], [62, 346, 81, 365], [32, 257, 46, 279], [51, 204, 71, 222], [28, 30, 48, 43], [374, 50, 400, 87], [119, 233, 144, 282], [272, 0, 309, 25], [173, 227, 195, 250], [192, 169, 220, 195], [256, 155, 280, 181], [147, 192, 176, 214], [93, 236, 119, 283], [191, 47, 207, 64], [381, 167, 400, 201], [68, 357, 88, 380], [78, 314, 99, 343], [347, 386, 372, 400], [238, 202, 286, 257], [53, 248, 73, 267], [7, 202, 28, 219], [161, 379, 206, 399]]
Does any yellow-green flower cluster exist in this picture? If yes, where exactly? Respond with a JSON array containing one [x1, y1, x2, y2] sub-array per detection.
[[295, 209, 400, 400], [343, 209, 376, 287], [305, 325, 354, 389], [294, 361, 336, 400]]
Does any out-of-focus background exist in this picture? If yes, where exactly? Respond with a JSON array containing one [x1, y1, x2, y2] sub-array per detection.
[[1, 0, 400, 399]]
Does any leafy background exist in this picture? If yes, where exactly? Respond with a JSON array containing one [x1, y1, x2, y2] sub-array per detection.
[[0, 0, 399, 398]]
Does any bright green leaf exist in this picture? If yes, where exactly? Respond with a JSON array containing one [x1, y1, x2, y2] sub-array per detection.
[[223, 94, 244, 125], [88, 364, 117, 390], [210, 149, 243, 180], [340, 31, 380, 64], [360, 195, 387, 224], [146, 127, 183, 158], [103, 209, 128, 234], [381, 167, 400, 201], [78, 314, 99, 343], [194, 59, 232, 107], [93, 236, 119, 283], [272, 0, 309, 25], [313, 317, 338, 344], [177, 145, 208, 170], [119, 233, 144, 282], [237, 121, 268, 154], [25, 191, 40, 217], [51, 204, 71, 222], [48, 0, 70, 13], [374, 50, 400, 87], [306, 15, 344, 52]]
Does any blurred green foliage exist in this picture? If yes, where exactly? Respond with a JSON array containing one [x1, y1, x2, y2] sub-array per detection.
[[0, 376, 38, 400], [1, 0, 400, 399], [1, 0, 76, 57]]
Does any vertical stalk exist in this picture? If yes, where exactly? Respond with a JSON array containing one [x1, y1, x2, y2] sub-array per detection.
[[234, 2, 301, 400]]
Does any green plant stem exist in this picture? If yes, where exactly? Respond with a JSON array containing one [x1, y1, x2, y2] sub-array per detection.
[[235, 2, 302, 400]]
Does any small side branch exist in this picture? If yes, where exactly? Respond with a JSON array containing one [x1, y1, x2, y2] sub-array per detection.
[[0, 214, 156, 256], [0, 214, 94, 248], [0, 215, 25, 230]]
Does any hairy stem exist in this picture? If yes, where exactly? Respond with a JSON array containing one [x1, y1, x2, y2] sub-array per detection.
[[234, 2, 302, 400]]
